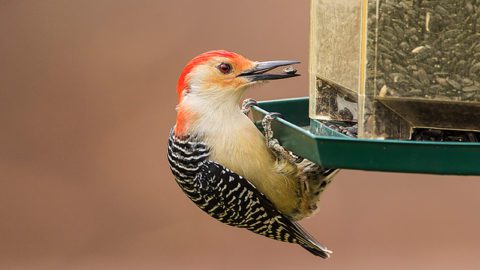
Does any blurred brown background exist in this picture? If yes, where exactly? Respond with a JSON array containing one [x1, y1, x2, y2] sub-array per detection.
[[0, 1, 479, 269]]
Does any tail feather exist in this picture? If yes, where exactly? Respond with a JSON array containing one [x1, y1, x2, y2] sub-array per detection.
[[302, 244, 332, 259], [291, 221, 332, 259]]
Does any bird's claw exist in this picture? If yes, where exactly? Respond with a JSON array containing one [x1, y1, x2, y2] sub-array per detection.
[[262, 112, 283, 142], [261, 112, 302, 163], [241, 98, 258, 115]]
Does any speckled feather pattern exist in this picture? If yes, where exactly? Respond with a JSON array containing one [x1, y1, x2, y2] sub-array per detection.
[[167, 131, 331, 258]]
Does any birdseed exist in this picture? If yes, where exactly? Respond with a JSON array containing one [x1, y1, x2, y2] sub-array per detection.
[[283, 66, 298, 75], [367, 0, 480, 101]]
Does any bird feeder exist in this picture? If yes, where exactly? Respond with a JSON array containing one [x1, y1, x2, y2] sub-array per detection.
[[310, 0, 480, 140], [250, 0, 480, 175]]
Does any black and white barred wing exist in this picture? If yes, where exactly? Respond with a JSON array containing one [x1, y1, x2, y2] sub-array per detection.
[[194, 160, 332, 258], [167, 132, 209, 180]]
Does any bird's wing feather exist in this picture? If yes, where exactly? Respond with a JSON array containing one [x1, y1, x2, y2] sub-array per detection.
[[194, 160, 332, 258]]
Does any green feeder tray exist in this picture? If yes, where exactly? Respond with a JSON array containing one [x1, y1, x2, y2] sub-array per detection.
[[250, 97, 480, 176]]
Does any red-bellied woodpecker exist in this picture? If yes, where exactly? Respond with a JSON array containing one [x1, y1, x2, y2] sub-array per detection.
[[167, 50, 338, 258]]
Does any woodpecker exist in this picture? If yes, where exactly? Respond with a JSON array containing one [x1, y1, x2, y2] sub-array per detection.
[[167, 50, 338, 258]]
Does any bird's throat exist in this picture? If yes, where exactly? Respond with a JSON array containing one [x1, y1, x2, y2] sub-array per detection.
[[175, 89, 244, 137]]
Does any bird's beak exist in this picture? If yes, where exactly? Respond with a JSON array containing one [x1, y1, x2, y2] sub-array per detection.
[[237, 60, 300, 81]]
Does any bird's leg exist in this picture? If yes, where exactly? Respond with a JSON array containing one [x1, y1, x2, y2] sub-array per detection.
[[262, 112, 303, 164], [241, 98, 258, 115]]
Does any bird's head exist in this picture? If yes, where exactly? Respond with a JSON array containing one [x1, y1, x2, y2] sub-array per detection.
[[175, 50, 299, 135]]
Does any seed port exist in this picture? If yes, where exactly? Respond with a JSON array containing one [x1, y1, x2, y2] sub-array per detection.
[[412, 128, 480, 142]]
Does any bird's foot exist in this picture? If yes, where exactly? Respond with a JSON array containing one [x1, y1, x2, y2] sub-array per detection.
[[241, 98, 258, 115], [262, 112, 303, 164]]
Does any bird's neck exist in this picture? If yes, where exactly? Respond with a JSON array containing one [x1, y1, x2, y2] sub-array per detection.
[[175, 88, 245, 138], [175, 88, 272, 183]]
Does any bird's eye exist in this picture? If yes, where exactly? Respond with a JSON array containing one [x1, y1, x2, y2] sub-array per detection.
[[218, 63, 232, 74]]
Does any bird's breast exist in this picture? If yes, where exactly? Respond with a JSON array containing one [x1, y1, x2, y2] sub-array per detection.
[[205, 115, 299, 215]]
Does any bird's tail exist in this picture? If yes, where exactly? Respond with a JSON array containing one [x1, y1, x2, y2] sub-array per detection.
[[291, 221, 332, 259], [301, 242, 332, 259]]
